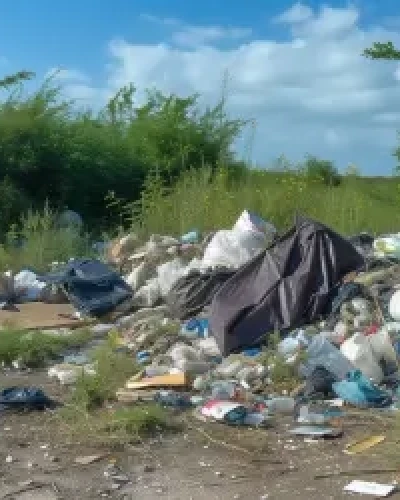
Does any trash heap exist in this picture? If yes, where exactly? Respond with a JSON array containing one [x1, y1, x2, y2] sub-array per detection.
[[2, 210, 400, 436]]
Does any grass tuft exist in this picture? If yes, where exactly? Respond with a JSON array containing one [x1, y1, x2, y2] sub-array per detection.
[[0, 327, 91, 368]]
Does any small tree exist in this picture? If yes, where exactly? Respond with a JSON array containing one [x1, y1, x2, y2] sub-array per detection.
[[302, 155, 341, 186]]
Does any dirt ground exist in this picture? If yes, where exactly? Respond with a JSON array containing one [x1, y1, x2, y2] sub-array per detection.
[[0, 370, 399, 500]]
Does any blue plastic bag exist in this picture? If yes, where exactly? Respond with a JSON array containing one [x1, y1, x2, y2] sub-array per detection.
[[332, 370, 392, 408]]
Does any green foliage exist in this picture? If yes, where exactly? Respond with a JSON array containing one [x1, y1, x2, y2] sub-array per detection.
[[0, 72, 245, 233], [301, 155, 341, 186], [0, 327, 90, 368], [363, 40, 400, 173], [71, 338, 139, 411], [126, 165, 400, 239], [58, 337, 171, 446], [363, 42, 400, 60], [0, 204, 90, 272]]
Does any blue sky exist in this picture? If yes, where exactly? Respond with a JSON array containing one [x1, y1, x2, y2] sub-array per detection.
[[1, 0, 400, 174]]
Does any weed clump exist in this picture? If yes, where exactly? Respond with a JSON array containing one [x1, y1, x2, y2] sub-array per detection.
[[0, 327, 91, 368], [59, 338, 171, 446]]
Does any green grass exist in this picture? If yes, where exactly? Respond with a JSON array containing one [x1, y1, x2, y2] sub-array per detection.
[[0, 204, 91, 273], [0, 327, 91, 368], [58, 338, 172, 447], [129, 167, 400, 239], [70, 339, 140, 411]]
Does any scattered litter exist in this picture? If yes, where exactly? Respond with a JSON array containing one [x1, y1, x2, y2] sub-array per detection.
[[344, 435, 386, 455], [0, 387, 54, 411], [289, 426, 343, 438], [74, 454, 108, 465], [343, 480, 396, 497]]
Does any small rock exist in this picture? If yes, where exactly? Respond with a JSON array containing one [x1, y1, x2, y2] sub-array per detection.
[[5, 455, 13, 463]]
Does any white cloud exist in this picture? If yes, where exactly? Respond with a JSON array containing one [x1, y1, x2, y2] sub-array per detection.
[[63, 3, 400, 173], [140, 13, 252, 47], [273, 2, 313, 24]]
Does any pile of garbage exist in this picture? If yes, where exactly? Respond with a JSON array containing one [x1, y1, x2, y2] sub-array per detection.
[[3, 210, 400, 435]]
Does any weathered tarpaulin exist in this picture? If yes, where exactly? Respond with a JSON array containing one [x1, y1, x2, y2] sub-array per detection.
[[209, 215, 365, 356]]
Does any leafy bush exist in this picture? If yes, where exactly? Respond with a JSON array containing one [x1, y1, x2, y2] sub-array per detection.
[[0, 72, 245, 232], [302, 155, 342, 186]]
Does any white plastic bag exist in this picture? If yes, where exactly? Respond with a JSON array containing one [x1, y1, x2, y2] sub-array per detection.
[[14, 270, 46, 302], [201, 211, 276, 270], [233, 210, 276, 239], [340, 333, 383, 383], [201, 229, 266, 269], [157, 258, 187, 297]]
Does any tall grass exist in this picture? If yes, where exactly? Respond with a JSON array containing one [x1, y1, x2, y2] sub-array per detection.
[[0, 204, 91, 273], [129, 167, 400, 238]]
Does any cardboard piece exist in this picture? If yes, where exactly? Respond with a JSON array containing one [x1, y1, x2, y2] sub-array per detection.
[[0, 302, 89, 330], [125, 372, 190, 390]]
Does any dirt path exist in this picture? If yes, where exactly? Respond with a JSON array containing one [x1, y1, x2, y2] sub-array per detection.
[[0, 371, 398, 500]]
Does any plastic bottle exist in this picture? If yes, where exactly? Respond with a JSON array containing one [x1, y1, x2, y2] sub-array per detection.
[[302, 334, 355, 381]]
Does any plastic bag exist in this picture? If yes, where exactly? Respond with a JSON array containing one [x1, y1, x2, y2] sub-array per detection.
[[14, 270, 46, 302], [233, 210, 276, 239], [201, 229, 267, 269], [201, 211, 275, 270], [340, 333, 383, 383], [157, 258, 187, 297], [332, 370, 392, 408]]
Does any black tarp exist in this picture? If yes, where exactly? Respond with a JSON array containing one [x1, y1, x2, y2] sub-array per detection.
[[209, 215, 365, 356], [40, 258, 133, 317], [167, 268, 235, 320]]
